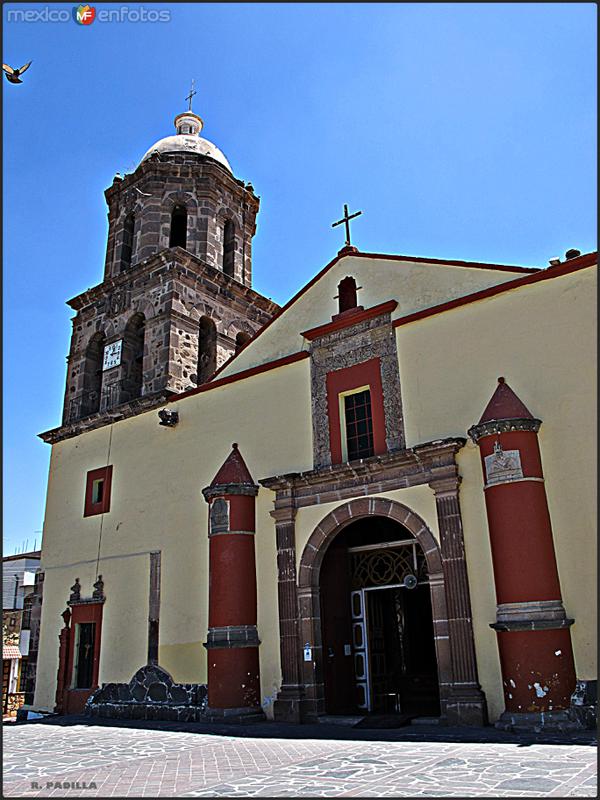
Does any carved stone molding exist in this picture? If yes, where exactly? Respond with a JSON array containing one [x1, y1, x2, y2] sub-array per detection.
[[262, 438, 488, 726], [205, 624, 260, 649], [307, 305, 405, 468], [261, 438, 466, 509], [468, 417, 541, 443]]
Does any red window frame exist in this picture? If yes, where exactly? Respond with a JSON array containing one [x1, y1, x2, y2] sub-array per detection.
[[326, 358, 387, 464], [84, 466, 113, 517]]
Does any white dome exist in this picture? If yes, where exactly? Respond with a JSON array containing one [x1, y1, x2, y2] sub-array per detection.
[[141, 134, 232, 172], [140, 111, 232, 172]]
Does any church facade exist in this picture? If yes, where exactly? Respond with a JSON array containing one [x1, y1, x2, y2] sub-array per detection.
[[32, 103, 596, 731]]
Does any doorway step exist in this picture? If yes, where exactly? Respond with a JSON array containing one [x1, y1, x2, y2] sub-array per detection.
[[318, 715, 364, 726], [353, 713, 417, 729]]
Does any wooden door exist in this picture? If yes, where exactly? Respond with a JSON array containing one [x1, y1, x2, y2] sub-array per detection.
[[320, 540, 355, 714]]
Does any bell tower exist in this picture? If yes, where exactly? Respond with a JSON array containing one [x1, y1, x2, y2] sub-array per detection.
[[44, 101, 279, 443]]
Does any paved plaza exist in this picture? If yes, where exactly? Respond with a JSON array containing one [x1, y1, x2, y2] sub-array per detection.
[[2, 716, 596, 797]]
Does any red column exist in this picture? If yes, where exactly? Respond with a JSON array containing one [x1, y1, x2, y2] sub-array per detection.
[[202, 443, 263, 720], [469, 378, 577, 730]]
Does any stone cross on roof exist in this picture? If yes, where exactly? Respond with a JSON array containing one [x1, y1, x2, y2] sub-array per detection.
[[332, 203, 362, 248]]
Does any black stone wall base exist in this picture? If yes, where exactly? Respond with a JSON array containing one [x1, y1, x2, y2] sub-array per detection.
[[87, 702, 206, 722], [85, 664, 207, 722]]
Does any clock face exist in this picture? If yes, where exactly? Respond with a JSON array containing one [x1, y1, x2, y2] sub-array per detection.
[[102, 340, 123, 371]]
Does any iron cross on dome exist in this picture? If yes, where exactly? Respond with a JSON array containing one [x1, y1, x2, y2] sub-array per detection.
[[185, 79, 197, 112], [332, 203, 363, 247]]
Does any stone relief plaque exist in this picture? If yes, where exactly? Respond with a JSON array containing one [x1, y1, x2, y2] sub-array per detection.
[[484, 441, 523, 486], [108, 290, 128, 317], [210, 498, 230, 534]]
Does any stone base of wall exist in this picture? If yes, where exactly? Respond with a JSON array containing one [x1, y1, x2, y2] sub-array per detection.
[[496, 680, 597, 732], [85, 664, 207, 722], [496, 709, 586, 733]]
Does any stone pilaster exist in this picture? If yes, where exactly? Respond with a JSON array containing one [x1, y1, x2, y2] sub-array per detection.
[[271, 499, 304, 723], [431, 476, 488, 726]]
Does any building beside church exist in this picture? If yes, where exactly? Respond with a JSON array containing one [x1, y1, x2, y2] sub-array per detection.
[[31, 100, 596, 731], [2, 551, 41, 717]]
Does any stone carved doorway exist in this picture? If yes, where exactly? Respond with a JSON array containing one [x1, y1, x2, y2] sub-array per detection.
[[297, 499, 453, 721]]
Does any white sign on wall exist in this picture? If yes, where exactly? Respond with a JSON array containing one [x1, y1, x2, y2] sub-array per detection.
[[102, 340, 123, 371]]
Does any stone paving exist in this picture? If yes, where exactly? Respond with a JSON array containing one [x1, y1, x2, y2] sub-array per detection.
[[2, 716, 596, 797]]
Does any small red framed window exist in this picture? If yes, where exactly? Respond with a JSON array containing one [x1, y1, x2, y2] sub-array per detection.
[[84, 466, 113, 517], [326, 358, 387, 464]]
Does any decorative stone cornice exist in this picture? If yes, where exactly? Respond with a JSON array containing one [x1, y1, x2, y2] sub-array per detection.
[[204, 624, 260, 649], [468, 417, 541, 443], [202, 482, 259, 501], [260, 438, 466, 509], [105, 157, 260, 211], [491, 599, 573, 631], [39, 390, 172, 444], [67, 247, 279, 316], [300, 300, 398, 342], [491, 618, 574, 632]]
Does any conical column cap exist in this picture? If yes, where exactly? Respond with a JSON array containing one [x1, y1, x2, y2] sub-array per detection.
[[203, 443, 258, 500], [468, 378, 541, 443], [478, 377, 535, 423]]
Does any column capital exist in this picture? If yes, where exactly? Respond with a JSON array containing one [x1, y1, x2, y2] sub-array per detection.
[[430, 475, 461, 499], [269, 488, 297, 525], [270, 505, 297, 524]]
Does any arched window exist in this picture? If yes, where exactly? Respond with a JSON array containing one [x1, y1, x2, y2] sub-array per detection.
[[197, 316, 217, 384], [337, 276, 358, 314], [223, 220, 235, 277], [120, 213, 135, 271], [235, 331, 252, 354], [121, 313, 145, 402], [169, 205, 187, 249], [81, 332, 105, 416]]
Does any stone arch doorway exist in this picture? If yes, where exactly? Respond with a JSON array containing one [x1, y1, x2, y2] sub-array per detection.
[[298, 498, 452, 721]]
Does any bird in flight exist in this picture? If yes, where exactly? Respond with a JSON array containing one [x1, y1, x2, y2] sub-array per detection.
[[3, 61, 33, 84]]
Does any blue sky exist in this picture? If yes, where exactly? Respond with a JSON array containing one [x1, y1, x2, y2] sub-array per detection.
[[3, 3, 597, 556]]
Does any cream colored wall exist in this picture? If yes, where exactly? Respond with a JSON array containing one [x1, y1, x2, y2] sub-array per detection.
[[457, 443, 505, 721], [294, 485, 441, 567], [255, 489, 283, 718], [35, 358, 311, 711], [396, 264, 597, 686], [219, 255, 528, 378], [35, 259, 595, 724]]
